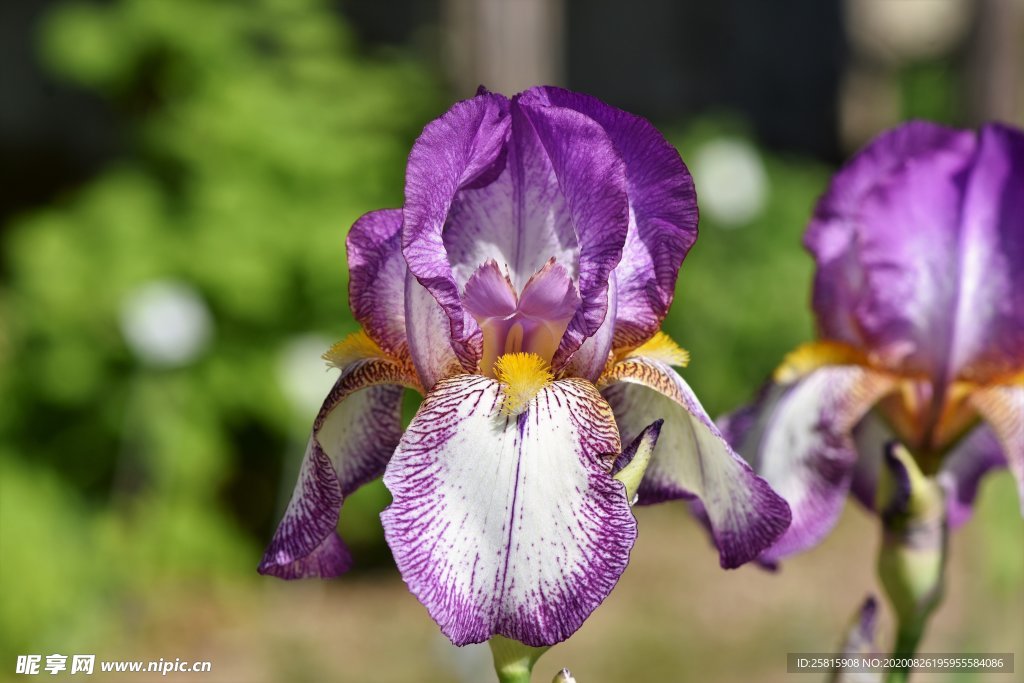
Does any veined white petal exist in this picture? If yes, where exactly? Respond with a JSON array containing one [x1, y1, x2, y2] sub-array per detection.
[[381, 375, 635, 646], [602, 356, 791, 568], [259, 359, 409, 579], [722, 366, 896, 562]]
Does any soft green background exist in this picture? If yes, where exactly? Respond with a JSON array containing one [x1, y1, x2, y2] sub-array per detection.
[[1, 1, 1020, 681]]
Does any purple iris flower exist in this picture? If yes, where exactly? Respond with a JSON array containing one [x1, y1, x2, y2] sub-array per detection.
[[721, 121, 1024, 564], [259, 87, 791, 647]]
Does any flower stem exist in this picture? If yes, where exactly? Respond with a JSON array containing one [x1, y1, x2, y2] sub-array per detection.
[[875, 443, 948, 683], [488, 636, 549, 683]]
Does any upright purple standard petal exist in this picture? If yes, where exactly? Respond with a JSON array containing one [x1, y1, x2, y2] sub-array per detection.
[[381, 375, 635, 646], [259, 359, 408, 578], [953, 124, 1024, 381], [806, 121, 1024, 385], [526, 87, 699, 351], [347, 209, 409, 359], [402, 92, 512, 369], [402, 91, 629, 374], [514, 100, 629, 368], [602, 356, 791, 568], [720, 367, 896, 562]]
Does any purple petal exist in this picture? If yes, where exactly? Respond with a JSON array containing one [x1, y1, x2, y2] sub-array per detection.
[[513, 99, 629, 369], [381, 375, 636, 646], [259, 360, 407, 578], [403, 90, 630, 375], [939, 427, 1009, 527], [971, 382, 1024, 517], [258, 438, 352, 579], [562, 270, 617, 382], [462, 259, 518, 320], [953, 124, 1024, 381], [347, 209, 409, 359], [806, 121, 1024, 385], [721, 366, 896, 562], [402, 92, 512, 369], [602, 356, 792, 568], [526, 87, 699, 351]]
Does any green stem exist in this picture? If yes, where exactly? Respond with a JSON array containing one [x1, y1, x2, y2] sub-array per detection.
[[489, 636, 549, 683], [885, 625, 925, 683]]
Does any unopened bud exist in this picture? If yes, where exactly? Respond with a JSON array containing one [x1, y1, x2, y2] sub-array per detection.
[[612, 420, 662, 503], [552, 667, 577, 683], [828, 595, 881, 683]]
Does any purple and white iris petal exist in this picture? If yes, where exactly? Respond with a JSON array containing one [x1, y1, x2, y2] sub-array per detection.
[[972, 383, 1024, 515], [601, 356, 791, 568], [522, 87, 699, 351], [402, 90, 630, 374], [806, 122, 974, 375], [563, 270, 618, 382], [511, 100, 629, 369], [953, 124, 1024, 381], [347, 208, 409, 359], [259, 359, 407, 579], [402, 92, 512, 368], [405, 271, 463, 391], [441, 108, 580, 292], [720, 366, 897, 562], [805, 122, 1024, 385], [381, 375, 636, 647]]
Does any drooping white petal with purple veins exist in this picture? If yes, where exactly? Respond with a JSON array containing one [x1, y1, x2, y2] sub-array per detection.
[[259, 360, 407, 579], [719, 367, 896, 562], [381, 375, 635, 647], [602, 356, 791, 568], [347, 209, 409, 359]]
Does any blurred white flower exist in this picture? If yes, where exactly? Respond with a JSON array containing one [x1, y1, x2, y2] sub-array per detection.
[[276, 334, 338, 415], [693, 138, 768, 228], [119, 279, 212, 367]]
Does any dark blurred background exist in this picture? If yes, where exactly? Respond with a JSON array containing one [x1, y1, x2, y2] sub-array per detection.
[[1, 1, 1021, 681]]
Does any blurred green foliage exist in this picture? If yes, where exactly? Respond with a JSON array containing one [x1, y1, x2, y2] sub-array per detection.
[[665, 118, 823, 416], [0, 0, 439, 659]]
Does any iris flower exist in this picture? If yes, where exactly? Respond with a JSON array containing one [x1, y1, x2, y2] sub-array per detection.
[[721, 121, 1024, 563], [260, 87, 791, 646]]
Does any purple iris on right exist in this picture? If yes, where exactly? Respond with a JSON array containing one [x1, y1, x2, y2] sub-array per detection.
[[721, 121, 1024, 563]]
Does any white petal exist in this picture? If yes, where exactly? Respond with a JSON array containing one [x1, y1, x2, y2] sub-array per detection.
[[381, 375, 635, 646]]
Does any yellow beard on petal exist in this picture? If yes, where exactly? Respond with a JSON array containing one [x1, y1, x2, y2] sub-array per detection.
[[773, 340, 870, 384], [494, 352, 553, 416], [626, 331, 690, 367], [322, 330, 386, 369]]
